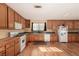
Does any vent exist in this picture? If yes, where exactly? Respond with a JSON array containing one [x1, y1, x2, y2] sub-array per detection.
[[34, 5, 42, 8]]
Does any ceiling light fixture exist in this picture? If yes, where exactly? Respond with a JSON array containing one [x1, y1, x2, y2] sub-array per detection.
[[34, 5, 42, 8]]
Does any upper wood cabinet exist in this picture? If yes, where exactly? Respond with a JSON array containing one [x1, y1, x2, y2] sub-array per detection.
[[47, 20, 74, 30], [47, 20, 64, 30], [74, 20, 79, 29], [25, 20, 30, 28], [15, 12, 20, 23], [7, 7, 15, 29], [20, 17, 26, 29], [64, 20, 74, 29], [0, 4, 7, 29]]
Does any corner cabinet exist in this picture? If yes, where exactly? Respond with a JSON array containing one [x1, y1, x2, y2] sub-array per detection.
[[0, 4, 7, 29]]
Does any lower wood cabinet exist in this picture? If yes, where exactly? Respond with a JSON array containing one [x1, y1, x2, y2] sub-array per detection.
[[27, 33, 44, 42], [50, 33, 58, 42], [6, 39, 15, 56], [0, 45, 5, 56], [6, 46, 15, 56], [68, 33, 77, 42], [14, 37, 20, 56], [76, 33, 79, 42], [5, 37, 20, 56]]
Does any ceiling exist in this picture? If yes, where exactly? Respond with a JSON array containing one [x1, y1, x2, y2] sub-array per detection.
[[6, 3, 79, 20]]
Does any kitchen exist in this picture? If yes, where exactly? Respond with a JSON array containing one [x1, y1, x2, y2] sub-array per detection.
[[0, 3, 79, 56]]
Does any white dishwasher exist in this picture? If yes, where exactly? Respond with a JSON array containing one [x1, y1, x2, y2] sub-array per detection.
[[20, 35, 26, 52], [44, 33, 50, 42]]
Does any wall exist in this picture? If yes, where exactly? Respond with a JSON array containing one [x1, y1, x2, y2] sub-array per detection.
[[0, 31, 8, 39]]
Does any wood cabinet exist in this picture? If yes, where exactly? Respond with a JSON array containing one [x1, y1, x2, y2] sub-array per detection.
[[28, 34, 38, 41], [68, 33, 77, 42], [74, 20, 79, 29], [76, 33, 79, 42], [0, 43, 5, 56], [15, 12, 20, 23], [47, 20, 64, 30], [8, 7, 15, 29], [0, 3, 28, 29], [23, 19, 26, 28], [0, 4, 7, 29], [25, 20, 30, 28], [6, 39, 15, 56], [14, 37, 20, 56], [28, 33, 44, 42], [5, 37, 20, 56], [21, 17, 26, 29], [50, 33, 58, 42], [64, 20, 74, 29], [47, 20, 74, 30]]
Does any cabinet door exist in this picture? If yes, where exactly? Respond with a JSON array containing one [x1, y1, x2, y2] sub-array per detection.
[[14, 43, 20, 56], [76, 33, 79, 42], [68, 34, 76, 42], [14, 37, 20, 56], [8, 7, 15, 29], [0, 46, 5, 56], [50, 33, 58, 42], [39, 34, 44, 41], [15, 12, 20, 23], [0, 51, 5, 56], [23, 19, 26, 28], [74, 20, 79, 29], [6, 39, 15, 56], [47, 20, 53, 29], [64, 20, 74, 29], [20, 17, 26, 29], [25, 20, 30, 28], [0, 4, 7, 29], [6, 46, 14, 56]]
